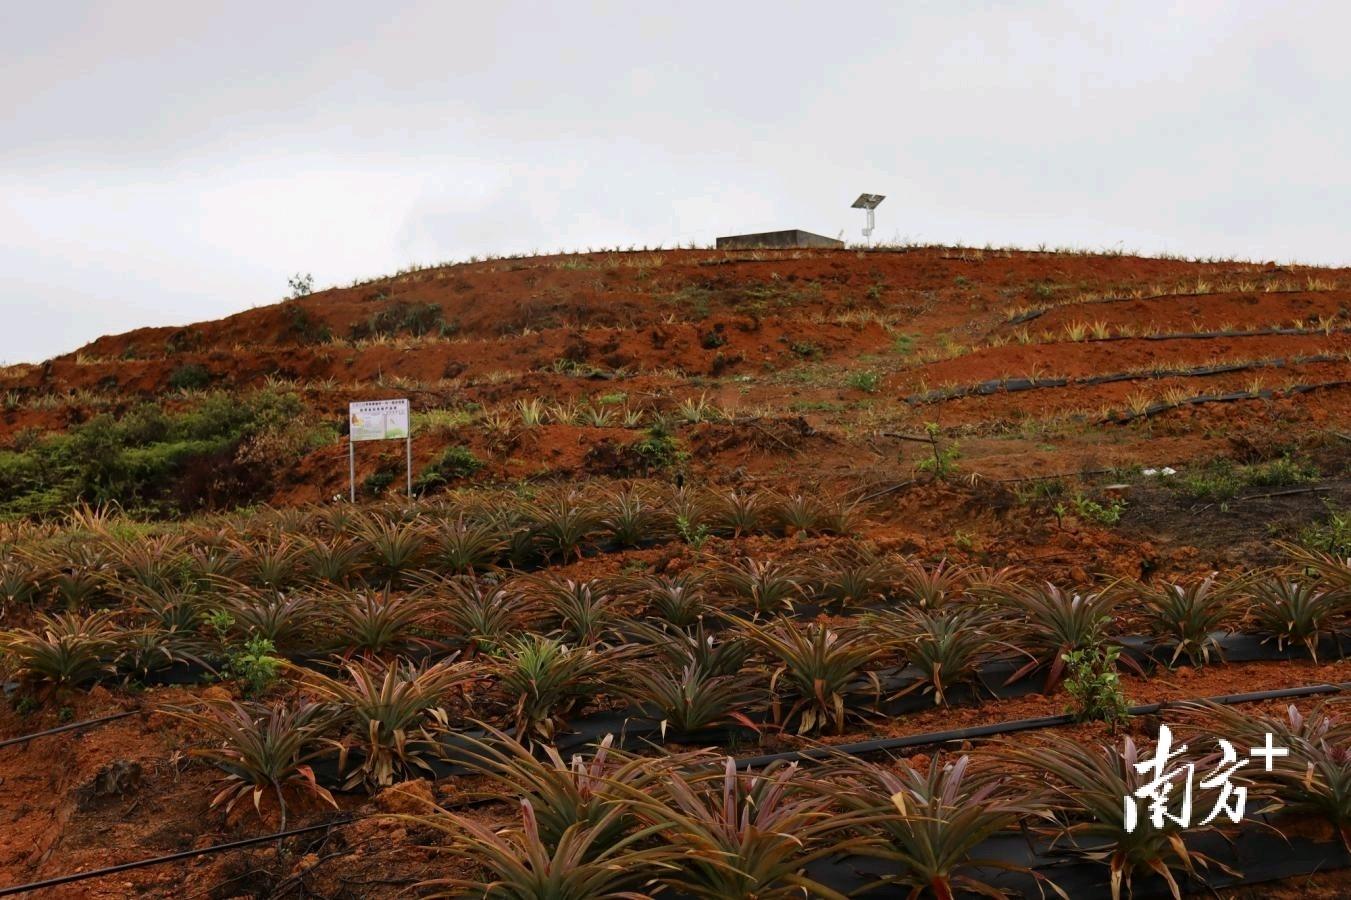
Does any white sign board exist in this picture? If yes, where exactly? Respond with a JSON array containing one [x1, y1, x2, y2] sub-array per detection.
[[349, 399, 410, 442]]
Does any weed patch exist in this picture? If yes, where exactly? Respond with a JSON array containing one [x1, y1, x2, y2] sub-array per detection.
[[1063, 644, 1130, 730], [1299, 502, 1351, 557], [845, 370, 881, 393], [0, 390, 308, 517], [168, 363, 211, 391], [415, 446, 484, 494], [350, 301, 455, 340], [1173, 456, 1317, 504]]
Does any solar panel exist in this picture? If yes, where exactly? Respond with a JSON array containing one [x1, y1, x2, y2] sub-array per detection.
[[853, 191, 886, 243]]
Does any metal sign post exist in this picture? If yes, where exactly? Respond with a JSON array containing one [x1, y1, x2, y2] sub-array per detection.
[[347, 398, 412, 501]]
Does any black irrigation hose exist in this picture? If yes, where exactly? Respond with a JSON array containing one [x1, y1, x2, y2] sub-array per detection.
[[6, 684, 1347, 895], [0, 709, 139, 750], [1090, 325, 1351, 343], [733, 680, 1350, 770], [0, 818, 350, 897], [906, 353, 1342, 405], [1104, 379, 1351, 423]]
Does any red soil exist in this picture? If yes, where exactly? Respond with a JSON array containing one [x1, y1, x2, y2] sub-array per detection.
[[4, 246, 1351, 896]]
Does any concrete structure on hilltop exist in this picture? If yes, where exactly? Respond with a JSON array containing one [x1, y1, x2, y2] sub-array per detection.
[[715, 229, 844, 250]]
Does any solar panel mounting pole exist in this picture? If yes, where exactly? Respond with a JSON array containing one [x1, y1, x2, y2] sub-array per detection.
[[851, 193, 886, 247]]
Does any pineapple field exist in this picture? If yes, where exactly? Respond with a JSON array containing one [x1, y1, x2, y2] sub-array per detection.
[[3, 244, 1351, 897]]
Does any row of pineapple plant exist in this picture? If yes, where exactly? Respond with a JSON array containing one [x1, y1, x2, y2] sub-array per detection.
[[176, 695, 1351, 899], [0, 486, 858, 613], [7, 561, 1349, 766], [6, 545, 1348, 688]]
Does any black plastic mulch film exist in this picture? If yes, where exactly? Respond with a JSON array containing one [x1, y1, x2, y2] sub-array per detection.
[[3, 632, 1348, 897]]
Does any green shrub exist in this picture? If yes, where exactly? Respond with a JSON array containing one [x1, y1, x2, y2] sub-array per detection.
[[1063, 644, 1130, 730], [287, 272, 314, 298], [225, 636, 282, 697], [677, 515, 710, 549], [1175, 455, 1317, 504], [1300, 502, 1351, 557], [364, 469, 396, 493], [282, 302, 332, 344], [845, 370, 881, 393], [168, 363, 211, 391], [632, 425, 684, 471], [1013, 477, 1067, 504], [414, 446, 483, 494], [1245, 454, 1318, 488], [350, 301, 453, 340], [1073, 493, 1125, 526], [0, 389, 306, 518], [915, 423, 959, 480], [164, 328, 201, 354]]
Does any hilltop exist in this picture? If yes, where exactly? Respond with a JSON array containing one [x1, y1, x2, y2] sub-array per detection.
[[2, 243, 1351, 570]]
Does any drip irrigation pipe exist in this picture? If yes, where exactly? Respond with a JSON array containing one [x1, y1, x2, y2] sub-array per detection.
[[5, 683, 1347, 896], [907, 353, 1341, 405], [0, 817, 350, 897], [732, 680, 1348, 770], [1040, 325, 1351, 345], [1104, 379, 1351, 423], [0, 710, 138, 750], [1090, 324, 1351, 342]]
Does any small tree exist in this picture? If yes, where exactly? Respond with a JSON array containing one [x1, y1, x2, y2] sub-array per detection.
[[287, 273, 314, 299], [915, 422, 960, 480]]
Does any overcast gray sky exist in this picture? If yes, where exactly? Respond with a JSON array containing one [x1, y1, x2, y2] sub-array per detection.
[[3, 1, 1348, 364]]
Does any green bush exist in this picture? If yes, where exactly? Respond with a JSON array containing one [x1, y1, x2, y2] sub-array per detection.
[[845, 370, 881, 393], [168, 363, 211, 391], [1013, 477, 1067, 504], [164, 328, 201, 354], [1300, 502, 1351, 557], [350, 301, 453, 340], [0, 389, 305, 518], [1245, 455, 1318, 488], [287, 273, 314, 298], [914, 423, 959, 480], [1063, 644, 1130, 730], [632, 424, 684, 471], [225, 635, 282, 697], [282, 302, 332, 344], [414, 445, 483, 494], [891, 333, 917, 356], [1175, 455, 1317, 504], [1073, 493, 1125, 526], [364, 469, 397, 493]]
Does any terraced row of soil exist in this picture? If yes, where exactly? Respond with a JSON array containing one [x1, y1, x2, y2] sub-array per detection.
[[4, 246, 1351, 897]]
